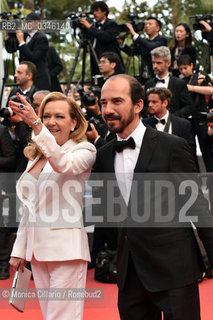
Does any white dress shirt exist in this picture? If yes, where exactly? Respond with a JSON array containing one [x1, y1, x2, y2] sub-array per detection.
[[155, 73, 170, 88], [154, 111, 172, 133], [114, 121, 146, 205]]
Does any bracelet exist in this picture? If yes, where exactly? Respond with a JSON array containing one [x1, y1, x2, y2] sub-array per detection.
[[32, 118, 42, 126]]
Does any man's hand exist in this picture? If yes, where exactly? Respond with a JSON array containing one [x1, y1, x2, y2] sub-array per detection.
[[126, 23, 137, 36], [16, 30, 24, 44], [85, 98, 101, 115], [85, 123, 99, 141], [79, 18, 91, 29], [199, 20, 212, 32]]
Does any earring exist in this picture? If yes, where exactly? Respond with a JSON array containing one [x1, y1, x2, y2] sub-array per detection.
[[71, 127, 75, 132]]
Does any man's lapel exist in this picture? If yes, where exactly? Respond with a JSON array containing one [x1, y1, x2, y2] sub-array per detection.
[[134, 126, 158, 173]]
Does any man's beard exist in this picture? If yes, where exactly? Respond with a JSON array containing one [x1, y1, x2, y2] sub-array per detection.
[[104, 107, 135, 133]]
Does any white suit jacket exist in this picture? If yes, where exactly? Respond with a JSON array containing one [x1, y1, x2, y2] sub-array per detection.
[[11, 125, 96, 262]]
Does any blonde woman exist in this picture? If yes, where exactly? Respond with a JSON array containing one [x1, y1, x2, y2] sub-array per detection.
[[9, 92, 96, 320]]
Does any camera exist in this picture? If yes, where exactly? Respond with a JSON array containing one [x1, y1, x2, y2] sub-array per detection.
[[1, 11, 22, 53], [64, 11, 93, 30], [75, 85, 101, 108], [76, 87, 97, 107], [190, 14, 213, 31], [0, 107, 14, 119], [118, 14, 145, 33], [200, 74, 213, 86], [0, 107, 15, 127], [199, 112, 213, 125], [87, 116, 105, 132]]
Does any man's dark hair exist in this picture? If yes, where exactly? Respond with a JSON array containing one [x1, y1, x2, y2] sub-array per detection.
[[91, 1, 109, 16], [177, 54, 192, 67], [20, 61, 37, 81], [147, 87, 172, 105], [100, 52, 121, 65], [25, 12, 41, 21], [108, 74, 144, 104], [147, 16, 162, 29]]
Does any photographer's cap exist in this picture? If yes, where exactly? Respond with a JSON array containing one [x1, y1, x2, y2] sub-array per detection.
[[25, 12, 40, 21]]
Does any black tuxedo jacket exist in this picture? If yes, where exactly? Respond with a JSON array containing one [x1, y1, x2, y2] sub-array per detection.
[[142, 114, 196, 154], [18, 31, 51, 90], [94, 126, 213, 292], [144, 76, 194, 118], [85, 18, 125, 76], [47, 46, 63, 92]]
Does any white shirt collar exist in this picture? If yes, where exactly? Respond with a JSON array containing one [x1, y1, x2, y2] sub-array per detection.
[[154, 110, 169, 121], [116, 120, 146, 147]]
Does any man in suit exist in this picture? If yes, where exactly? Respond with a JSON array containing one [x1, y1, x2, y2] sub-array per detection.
[[144, 46, 194, 118], [33, 90, 50, 115], [177, 54, 213, 172], [0, 124, 16, 279], [143, 87, 196, 157], [7, 61, 37, 106], [80, 1, 125, 76], [94, 74, 213, 319], [5, 12, 51, 90], [119, 16, 167, 81], [47, 46, 63, 92]]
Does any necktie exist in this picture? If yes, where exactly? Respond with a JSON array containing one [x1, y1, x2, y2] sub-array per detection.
[[154, 118, 166, 125], [154, 77, 165, 84], [113, 137, 136, 153]]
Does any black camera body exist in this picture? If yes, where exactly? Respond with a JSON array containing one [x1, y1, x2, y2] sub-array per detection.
[[0, 107, 13, 119], [1, 11, 22, 53], [75, 87, 97, 107], [64, 11, 93, 31], [119, 14, 145, 33], [191, 14, 213, 31], [200, 74, 213, 86]]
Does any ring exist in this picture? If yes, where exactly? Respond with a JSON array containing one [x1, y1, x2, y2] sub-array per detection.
[[19, 104, 24, 109]]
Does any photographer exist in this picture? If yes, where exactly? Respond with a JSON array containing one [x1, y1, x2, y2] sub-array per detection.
[[198, 20, 213, 49], [5, 12, 50, 90], [85, 52, 122, 146], [118, 17, 167, 80], [79, 1, 124, 76], [178, 54, 213, 172]]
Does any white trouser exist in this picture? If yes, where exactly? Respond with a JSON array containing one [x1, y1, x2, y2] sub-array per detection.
[[31, 256, 87, 320]]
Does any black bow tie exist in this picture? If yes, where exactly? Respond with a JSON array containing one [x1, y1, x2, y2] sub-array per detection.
[[154, 118, 166, 125], [155, 77, 165, 84], [96, 22, 102, 28], [113, 137, 136, 153]]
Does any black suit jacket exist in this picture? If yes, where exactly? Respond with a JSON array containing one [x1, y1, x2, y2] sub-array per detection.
[[85, 18, 125, 76], [144, 75, 194, 118], [94, 126, 213, 292], [0, 125, 16, 196], [18, 31, 51, 90], [47, 46, 63, 92], [142, 114, 196, 154]]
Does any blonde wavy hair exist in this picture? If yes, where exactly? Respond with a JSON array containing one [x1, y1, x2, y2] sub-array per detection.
[[24, 92, 88, 160]]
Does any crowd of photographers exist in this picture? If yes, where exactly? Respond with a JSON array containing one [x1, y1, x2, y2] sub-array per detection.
[[0, 1, 213, 280]]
